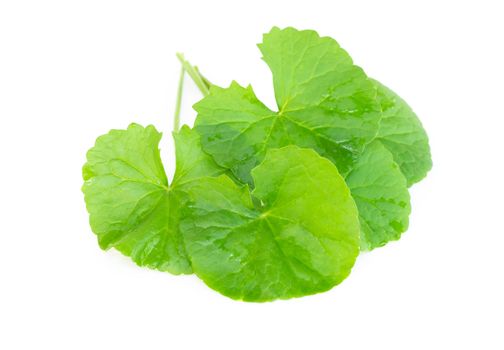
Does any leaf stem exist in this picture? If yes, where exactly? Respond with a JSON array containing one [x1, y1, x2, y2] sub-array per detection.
[[173, 65, 185, 132], [176, 53, 210, 97], [194, 66, 212, 91]]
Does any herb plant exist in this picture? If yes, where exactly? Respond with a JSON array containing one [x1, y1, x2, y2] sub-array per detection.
[[82, 27, 431, 301]]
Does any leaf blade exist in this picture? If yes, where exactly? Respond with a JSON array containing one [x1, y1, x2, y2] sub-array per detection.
[[345, 141, 411, 250], [181, 146, 360, 301], [373, 79, 432, 186], [82, 124, 224, 274], [195, 27, 381, 185]]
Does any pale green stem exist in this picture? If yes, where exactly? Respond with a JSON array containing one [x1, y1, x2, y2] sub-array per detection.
[[176, 53, 210, 96], [194, 66, 212, 91], [173, 66, 185, 132]]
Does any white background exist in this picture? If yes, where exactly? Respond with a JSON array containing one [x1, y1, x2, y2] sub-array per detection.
[[1, 1, 503, 349]]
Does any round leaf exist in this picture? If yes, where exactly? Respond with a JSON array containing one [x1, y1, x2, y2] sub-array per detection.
[[181, 146, 360, 301]]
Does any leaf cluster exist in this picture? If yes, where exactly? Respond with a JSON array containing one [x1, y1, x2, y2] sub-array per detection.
[[82, 27, 431, 301]]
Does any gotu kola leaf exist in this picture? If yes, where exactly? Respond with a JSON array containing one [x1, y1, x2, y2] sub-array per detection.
[[194, 27, 381, 185], [372, 79, 432, 186], [193, 27, 410, 250], [181, 146, 360, 301], [82, 123, 224, 274], [346, 141, 411, 250]]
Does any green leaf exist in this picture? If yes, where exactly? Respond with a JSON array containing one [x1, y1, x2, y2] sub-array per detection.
[[82, 124, 224, 274], [345, 141, 411, 250], [373, 79, 432, 186], [181, 146, 360, 302], [194, 27, 381, 185]]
